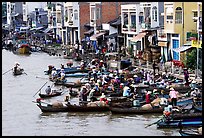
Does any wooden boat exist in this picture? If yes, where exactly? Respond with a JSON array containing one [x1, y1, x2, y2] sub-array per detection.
[[18, 44, 31, 54], [54, 81, 82, 88], [171, 112, 202, 120], [177, 97, 193, 106], [109, 106, 164, 114], [179, 127, 202, 136], [157, 117, 202, 128], [44, 66, 90, 75], [36, 103, 110, 113], [65, 73, 88, 78], [38, 91, 63, 98], [179, 129, 202, 136], [13, 68, 24, 75]]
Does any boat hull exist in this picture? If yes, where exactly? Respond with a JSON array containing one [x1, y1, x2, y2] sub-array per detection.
[[37, 104, 110, 113]]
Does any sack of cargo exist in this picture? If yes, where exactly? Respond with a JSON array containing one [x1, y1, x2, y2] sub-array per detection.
[[141, 104, 153, 110], [151, 98, 161, 106], [52, 102, 63, 108], [198, 127, 202, 135], [75, 80, 81, 85], [87, 102, 98, 107]]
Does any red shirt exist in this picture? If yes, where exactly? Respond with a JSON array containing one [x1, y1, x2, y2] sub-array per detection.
[[145, 94, 151, 104]]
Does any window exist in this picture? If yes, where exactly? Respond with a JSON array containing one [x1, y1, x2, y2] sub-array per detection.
[[172, 34, 179, 37], [186, 32, 191, 41], [193, 11, 198, 17], [74, 10, 78, 20], [96, 8, 100, 20], [68, 9, 73, 21], [130, 13, 136, 27], [91, 7, 95, 20], [57, 12, 61, 23], [139, 12, 144, 24], [167, 15, 173, 20], [152, 6, 157, 22], [175, 7, 182, 24], [65, 8, 68, 22], [123, 13, 128, 27]]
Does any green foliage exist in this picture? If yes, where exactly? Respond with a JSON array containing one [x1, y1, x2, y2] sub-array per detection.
[[184, 49, 197, 70]]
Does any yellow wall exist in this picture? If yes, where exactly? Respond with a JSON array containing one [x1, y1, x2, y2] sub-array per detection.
[[173, 2, 197, 46], [164, 2, 198, 62]]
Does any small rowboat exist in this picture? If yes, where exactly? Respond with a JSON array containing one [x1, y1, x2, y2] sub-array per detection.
[[39, 91, 63, 98], [13, 68, 24, 76], [36, 103, 110, 113]]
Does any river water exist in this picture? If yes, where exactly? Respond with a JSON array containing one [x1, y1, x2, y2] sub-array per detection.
[[2, 49, 180, 136]]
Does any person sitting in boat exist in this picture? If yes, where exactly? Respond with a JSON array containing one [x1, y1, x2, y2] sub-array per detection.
[[61, 64, 65, 69], [123, 85, 131, 97], [51, 68, 58, 80], [45, 86, 51, 95], [48, 65, 54, 75], [190, 88, 201, 98], [189, 80, 197, 90], [80, 60, 85, 70], [13, 62, 21, 74], [60, 69, 66, 81], [89, 89, 97, 102]]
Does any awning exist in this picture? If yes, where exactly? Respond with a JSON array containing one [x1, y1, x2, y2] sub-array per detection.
[[105, 33, 118, 38], [84, 29, 94, 35], [43, 28, 53, 33], [131, 32, 147, 42], [172, 46, 192, 53], [90, 32, 106, 41], [158, 41, 168, 47]]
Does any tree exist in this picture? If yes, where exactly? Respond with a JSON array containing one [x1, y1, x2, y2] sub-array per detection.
[[184, 48, 197, 70]]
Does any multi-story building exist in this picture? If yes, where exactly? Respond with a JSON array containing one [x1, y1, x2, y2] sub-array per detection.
[[2, 2, 7, 24], [159, 2, 198, 63], [121, 2, 164, 59]]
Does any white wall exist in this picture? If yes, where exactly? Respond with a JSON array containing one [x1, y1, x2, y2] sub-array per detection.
[[26, 2, 47, 14]]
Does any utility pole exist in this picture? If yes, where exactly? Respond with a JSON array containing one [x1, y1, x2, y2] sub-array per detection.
[[196, 3, 200, 79]]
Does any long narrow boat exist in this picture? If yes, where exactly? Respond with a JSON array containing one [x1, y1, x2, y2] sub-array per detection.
[[36, 103, 110, 112], [179, 129, 201, 136], [109, 106, 164, 114], [171, 112, 202, 120], [44, 67, 90, 75], [179, 127, 202, 136], [13, 68, 24, 76], [65, 72, 88, 78], [157, 118, 202, 128], [54, 81, 82, 88], [38, 91, 63, 98]]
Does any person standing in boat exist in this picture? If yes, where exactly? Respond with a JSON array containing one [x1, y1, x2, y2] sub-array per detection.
[[169, 87, 179, 106], [79, 86, 89, 104], [45, 86, 51, 95], [183, 68, 189, 85]]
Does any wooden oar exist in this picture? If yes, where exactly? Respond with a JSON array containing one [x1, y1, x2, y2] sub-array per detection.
[[145, 116, 164, 128], [2, 68, 12, 75], [36, 76, 48, 79], [33, 81, 48, 97]]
